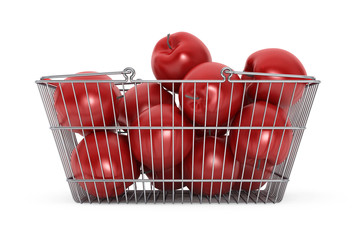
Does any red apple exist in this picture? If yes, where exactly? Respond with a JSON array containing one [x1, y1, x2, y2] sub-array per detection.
[[179, 62, 244, 127], [151, 32, 212, 93], [243, 48, 309, 110]]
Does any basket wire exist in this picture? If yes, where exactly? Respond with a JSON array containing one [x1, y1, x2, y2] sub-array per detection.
[[36, 68, 319, 204]]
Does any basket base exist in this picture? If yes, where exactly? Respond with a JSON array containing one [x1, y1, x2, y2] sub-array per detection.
[[69, 189, 285, 204]]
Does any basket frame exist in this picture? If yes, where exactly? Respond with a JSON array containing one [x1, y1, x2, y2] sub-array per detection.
[[36, 67, 319, 204]]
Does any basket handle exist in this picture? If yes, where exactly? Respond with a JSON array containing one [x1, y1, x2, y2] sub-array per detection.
[[221, 68, 316, 81], [40, 67, 136, 81]]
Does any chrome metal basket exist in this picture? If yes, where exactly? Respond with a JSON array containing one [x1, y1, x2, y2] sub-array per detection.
[[36, 67, 319, 204]]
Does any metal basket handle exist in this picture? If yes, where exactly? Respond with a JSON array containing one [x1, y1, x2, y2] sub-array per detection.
[[40, 67, 136, 82], [221, 68, 316, 82]]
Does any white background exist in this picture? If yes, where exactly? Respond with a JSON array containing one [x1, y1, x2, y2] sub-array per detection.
[[1, 0, 359, 239]]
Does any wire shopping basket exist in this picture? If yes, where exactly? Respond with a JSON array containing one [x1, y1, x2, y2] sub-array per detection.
[[36, 67, 319, 204]]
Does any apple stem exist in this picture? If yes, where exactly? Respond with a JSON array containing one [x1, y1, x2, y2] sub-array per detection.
[[185, 95, 199, 100], [257, 159, 261, 170], [143, 169, 152, 174], [167, 33, 172, 50]]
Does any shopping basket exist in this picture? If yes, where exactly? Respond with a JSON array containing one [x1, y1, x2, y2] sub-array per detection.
[[36, 67, 319, 204]]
